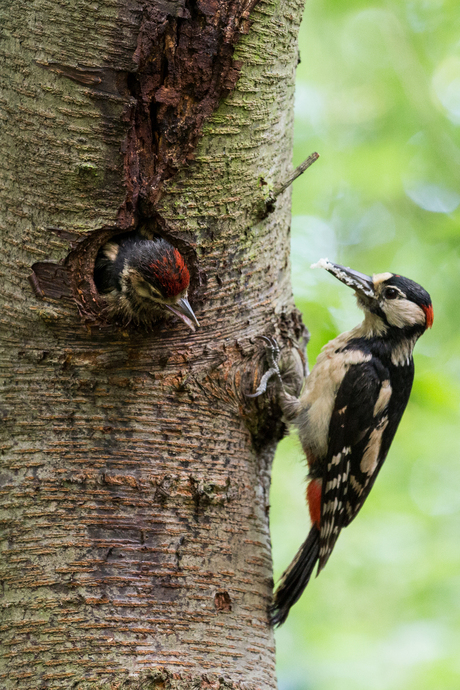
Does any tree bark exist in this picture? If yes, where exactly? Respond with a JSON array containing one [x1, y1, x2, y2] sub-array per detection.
[[0, 0, 307, 688]]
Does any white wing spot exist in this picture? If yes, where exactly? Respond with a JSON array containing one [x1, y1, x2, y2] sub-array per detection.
[[373, 380, 392, 417], [350, 475, 364, 495], [360, 417, 389, 474]]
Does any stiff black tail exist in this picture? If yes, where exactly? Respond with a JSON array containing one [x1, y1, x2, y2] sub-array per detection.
[[270, 525, 320, 626]]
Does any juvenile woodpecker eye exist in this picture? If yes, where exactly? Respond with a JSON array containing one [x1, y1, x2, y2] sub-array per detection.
[[385, 287, 399, 300]]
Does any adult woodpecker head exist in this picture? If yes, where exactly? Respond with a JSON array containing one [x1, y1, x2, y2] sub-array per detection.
[[94, 232, 199, 331], [312, 258, 433, 334]]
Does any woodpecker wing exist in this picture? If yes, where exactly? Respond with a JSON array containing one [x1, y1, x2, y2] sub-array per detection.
[[318, 359, 393, 572]]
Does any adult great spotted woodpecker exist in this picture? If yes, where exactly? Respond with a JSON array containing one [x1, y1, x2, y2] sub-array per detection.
[[250, 260, 433, 626], [94, 229, 199, 331]]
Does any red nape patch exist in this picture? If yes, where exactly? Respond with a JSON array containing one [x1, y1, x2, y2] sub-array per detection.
[[422, 303, 434, 329], [306, 480, 322, 528], [148, 247, 190, 297]]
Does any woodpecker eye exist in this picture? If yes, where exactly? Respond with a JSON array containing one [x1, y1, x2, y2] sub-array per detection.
[[384, 287, 399, 300]]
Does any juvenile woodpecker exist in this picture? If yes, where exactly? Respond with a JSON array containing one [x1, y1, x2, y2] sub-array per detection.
[[250, 259, 433, 626], [94, 231, 199, 331]]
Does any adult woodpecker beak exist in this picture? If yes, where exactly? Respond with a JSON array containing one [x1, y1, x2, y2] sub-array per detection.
[[312, 259, 375, 299], [166, 298, 200, 332]]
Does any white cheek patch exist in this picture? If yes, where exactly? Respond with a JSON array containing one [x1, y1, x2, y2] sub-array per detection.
[[384, 299, 426, 329]]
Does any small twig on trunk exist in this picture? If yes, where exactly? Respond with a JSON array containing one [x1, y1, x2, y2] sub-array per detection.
[[273, 151, 319, 198]]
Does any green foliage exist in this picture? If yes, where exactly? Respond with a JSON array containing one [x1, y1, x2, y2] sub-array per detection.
[[271, 1, 460, 687]]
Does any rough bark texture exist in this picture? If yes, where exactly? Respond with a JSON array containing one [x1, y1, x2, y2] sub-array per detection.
[[0, 0, 307, 688]]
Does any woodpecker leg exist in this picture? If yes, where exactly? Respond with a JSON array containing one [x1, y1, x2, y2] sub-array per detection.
[[247, 336, 284, 397], [248, 336, 302, 422]]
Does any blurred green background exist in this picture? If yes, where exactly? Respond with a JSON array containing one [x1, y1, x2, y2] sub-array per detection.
[[270, 1, 460, 688]]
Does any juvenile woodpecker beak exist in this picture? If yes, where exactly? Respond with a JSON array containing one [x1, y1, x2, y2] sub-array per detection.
[[312, 259, 375, 298], [166, 298, 200, 332]]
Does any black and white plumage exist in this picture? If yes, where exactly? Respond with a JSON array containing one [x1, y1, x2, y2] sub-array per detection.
[[94, 230, 199, 331], [250, 260, 433, 626]]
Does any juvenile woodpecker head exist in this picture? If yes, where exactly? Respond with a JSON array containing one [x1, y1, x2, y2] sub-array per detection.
[[95, 234, 199, 331], [312, 259, 433, 335]]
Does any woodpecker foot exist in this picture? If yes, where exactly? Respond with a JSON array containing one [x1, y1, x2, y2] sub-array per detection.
[[247, 336, 284, 397]]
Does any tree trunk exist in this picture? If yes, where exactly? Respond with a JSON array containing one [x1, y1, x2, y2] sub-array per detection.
[[0, 0, 307, 688]]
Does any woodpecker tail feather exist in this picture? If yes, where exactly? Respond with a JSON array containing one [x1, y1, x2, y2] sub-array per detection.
[[270, 525, 320, 626]]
